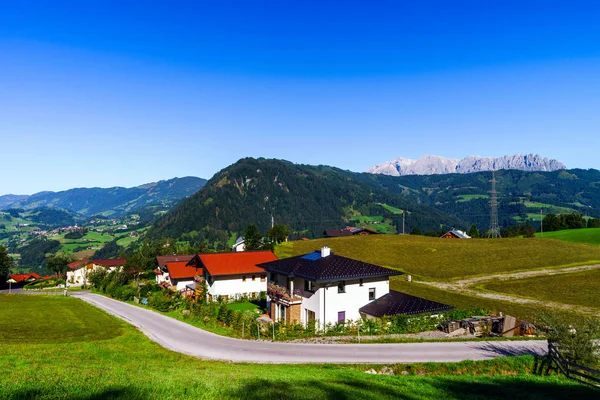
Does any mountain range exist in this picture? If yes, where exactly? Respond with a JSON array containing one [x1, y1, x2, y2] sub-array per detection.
[[367, 154, 566, 176], [0, 177, 207, 217]]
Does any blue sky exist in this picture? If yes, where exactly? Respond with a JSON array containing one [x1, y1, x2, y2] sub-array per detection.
[[1, 1, 600, 194]]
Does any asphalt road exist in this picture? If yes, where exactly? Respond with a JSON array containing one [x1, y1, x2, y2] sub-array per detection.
[[73, 292, 547, 364]]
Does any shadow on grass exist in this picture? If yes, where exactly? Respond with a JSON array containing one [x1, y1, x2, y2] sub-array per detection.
[[470, 341, 547, 357], [7, 387, 149, 400], [222, 377, 598, 400]]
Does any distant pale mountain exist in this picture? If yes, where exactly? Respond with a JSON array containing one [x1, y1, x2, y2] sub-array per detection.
[[1, 176, 207, 217], [0, 194, 29, 209], [367, 154, 566, 176]]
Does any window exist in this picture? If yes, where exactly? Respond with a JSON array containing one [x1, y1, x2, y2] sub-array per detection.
[[304, 280, 315, 292], [337, 281, 346, 293], [369, 287, 376, 301], [242, 276, 247, 282], [338, 311, 346, 323], [260, 274, 266, 282], [359, 279, 364, 287], [252, 275, 256, 281], [271, 273, 278, 282]]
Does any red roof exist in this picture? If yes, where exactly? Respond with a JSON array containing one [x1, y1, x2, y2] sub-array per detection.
[[199, 251, 278, 277], [68, 260, 88, 270], [153, 268, 162, 276], [166, 262, 201, 280], [9, 272, 42, 283], [90, 259, 126, 267], [156, 255, 195, 268]]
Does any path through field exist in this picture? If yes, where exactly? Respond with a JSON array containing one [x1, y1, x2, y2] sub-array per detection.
[[420, 264, 600, 317]]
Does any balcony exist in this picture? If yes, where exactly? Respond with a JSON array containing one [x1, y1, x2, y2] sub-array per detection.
[[267, 283, 303, 305]]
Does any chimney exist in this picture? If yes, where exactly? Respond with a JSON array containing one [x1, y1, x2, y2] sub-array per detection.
[[321, 246, 331, 258]]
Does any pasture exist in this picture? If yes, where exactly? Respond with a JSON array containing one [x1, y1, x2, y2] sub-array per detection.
[[536, 228, 600, 245], [481, 268, 600, 311], [0, 295, 594, 399], [275, 235, 600, 280]]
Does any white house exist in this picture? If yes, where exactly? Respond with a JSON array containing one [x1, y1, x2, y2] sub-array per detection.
[[67, 258, 125, 286], [154, 255, 195, 286], [258, 246, 402, 327], [231, 236, 246, 252], [163, 261, 202, 291], [188, 251, 277, 301]]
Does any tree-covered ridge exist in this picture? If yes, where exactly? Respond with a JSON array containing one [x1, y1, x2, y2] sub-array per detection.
[[350, 168, 600, 231], [148, 158, 465, 247], [2, 177, 207, 217]]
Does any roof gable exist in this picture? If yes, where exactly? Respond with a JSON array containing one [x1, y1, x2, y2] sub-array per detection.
[[166, 261, 201, 280], [359, 290, 452, 317], [199, 251, 278, 277], [258, 251, 401, 282]]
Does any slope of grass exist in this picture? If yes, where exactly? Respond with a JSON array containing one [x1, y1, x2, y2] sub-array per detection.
[[276, 236, 600, 280], [379, 203, 404, 214], [0, 295, 123, 344], [0, 295, 594, 399], [536, 228, 600, 245], [481, 269, 600, 310]]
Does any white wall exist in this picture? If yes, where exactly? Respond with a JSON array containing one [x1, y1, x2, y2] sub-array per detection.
[[208, 273, 267, 299]]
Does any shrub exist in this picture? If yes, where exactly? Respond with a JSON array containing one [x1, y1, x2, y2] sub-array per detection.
[[148, 290, 177, 312]]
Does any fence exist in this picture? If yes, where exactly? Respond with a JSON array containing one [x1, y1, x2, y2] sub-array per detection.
[[548, 342, 600, 389]]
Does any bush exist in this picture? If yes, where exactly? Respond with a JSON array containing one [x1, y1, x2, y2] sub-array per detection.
[[148, 290, 177, 312], [88, 269, 108, 288]]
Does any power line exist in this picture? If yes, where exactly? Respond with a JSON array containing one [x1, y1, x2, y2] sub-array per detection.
[[487, 170, 501, 238]]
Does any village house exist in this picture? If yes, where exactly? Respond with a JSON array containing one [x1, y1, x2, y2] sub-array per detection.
[[187, 251, 278, 301], [258, 246, 403, 326], [67, 258, 125, 286], [8, 272, 43, 285], [440, 230, 471, 239], [163, 261, 202, 291], [154, 255, 195, 285], [323, 227, 378, 238]]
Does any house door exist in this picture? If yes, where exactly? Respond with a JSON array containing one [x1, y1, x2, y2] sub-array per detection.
[[338, 311, 345, 323], [305, 309, 315, 326]]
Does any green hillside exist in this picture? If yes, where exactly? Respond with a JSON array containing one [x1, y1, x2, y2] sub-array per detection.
[[536, 228, 600, 245], [275, 235, 600, 280], [352, 168, 600, 231], [148, 158, 466, 247]]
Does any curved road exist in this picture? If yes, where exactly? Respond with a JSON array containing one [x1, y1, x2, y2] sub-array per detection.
[[74, 292, 547, 364]]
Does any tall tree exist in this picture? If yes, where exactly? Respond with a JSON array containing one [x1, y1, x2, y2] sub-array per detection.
[[265, 224, 290, 248], [46, 254, 71, 278], [243, 224, 262, 250], [467, 224, 480, 238], [0, 245, 13, 278]]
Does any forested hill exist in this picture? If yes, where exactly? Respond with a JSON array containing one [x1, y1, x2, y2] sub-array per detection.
[[2, 177, 207, 217], [148, 158, 466, 246], [351, 168, 600, 230]]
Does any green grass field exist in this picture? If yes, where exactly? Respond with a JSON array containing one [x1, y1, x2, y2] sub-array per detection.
[[457, 194, 489, 202], [379, 203, 404, 214], [276, 235, 600, 280], [481, 269, 600, 311], [536, 228, 600, 245], [0, 295, 594, 399]]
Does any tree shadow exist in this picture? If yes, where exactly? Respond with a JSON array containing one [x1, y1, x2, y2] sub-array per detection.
[[470, 341, 547, 357], [7, 387, 150, 400]]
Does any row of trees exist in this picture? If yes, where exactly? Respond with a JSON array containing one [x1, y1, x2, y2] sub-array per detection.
[[242, 224, 290, 250], [542, 213, 600, 232]]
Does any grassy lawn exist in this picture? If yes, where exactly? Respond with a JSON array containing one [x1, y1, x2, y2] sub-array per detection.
[[480, 269, 600, 311], [0, 295, 594, 399], [227, 301, 261, 312], [536, 228, 600, 245], [379, 203, 404, 214], [457, 194, 489, 202], [276, 236, 600, 280]]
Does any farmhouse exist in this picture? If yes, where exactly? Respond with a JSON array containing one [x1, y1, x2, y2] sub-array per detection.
[[67, 258, 125, 286], [188, 251, 277, 301], [258, 246, 402, 326], [154, 254, 195, 285], [163, 261, 202, 291], [323, 227, 378, 238], [8, 272, 42, 285], [441, 230, 471, 239]]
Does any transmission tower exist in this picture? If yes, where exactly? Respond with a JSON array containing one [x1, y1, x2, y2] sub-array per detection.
[[487, 170, 501, 238]]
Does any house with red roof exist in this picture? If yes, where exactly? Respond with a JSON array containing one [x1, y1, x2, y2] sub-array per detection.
[[9, 272, 42, 285], [67, 258, 125, 286], [188, 251, 278, 301], [162, 261, 202, 291], [153, 255, 196, 286]]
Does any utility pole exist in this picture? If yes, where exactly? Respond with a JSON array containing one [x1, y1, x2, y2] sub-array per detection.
[[402, 211, 405, 235], [271, 214, 274, 229], [540, 208, 543, 237], [487, 170, 501, 238]]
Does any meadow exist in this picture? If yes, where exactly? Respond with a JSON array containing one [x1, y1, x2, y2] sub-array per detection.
[[0, 295, 594, 400], [275, 235, 600, 280], [481, 269, 600, 310], [536, 228, 600, 245]]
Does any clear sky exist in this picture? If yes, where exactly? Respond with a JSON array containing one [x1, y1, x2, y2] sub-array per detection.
[[1, 1, 600, 195]]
